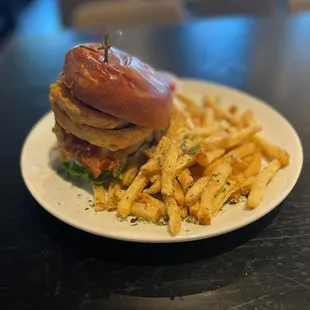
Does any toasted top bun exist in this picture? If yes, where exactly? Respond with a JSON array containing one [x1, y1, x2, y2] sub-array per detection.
[[62, 44, 173, 129]]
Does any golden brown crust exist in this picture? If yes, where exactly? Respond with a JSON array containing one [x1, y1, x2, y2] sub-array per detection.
[[62, 44, 173, 129], [50, 81, 129, 129], [51, 99, 153, 151]]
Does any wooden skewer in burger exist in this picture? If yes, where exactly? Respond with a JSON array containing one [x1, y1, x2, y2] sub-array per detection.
[[49, 36, 173, 183]]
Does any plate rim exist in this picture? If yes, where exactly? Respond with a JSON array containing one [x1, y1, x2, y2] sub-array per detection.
[[20, 79, 304, 243]]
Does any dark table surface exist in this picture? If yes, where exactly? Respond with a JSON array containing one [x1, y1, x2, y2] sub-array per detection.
[[1, 13, 310, 310]]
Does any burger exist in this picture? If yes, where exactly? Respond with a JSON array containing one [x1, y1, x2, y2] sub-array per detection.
[[49, 44, 173, 184]]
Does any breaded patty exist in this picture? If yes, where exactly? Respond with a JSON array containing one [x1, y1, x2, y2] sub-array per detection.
[[51, 99, 153, 151], [50, 81, 130, 129]]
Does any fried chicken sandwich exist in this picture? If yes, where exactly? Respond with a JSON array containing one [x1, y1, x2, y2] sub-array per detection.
[[49, 43, 173, 183]]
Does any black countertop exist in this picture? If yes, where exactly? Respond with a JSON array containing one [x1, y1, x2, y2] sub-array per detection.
[[1, 14, 310, 310]]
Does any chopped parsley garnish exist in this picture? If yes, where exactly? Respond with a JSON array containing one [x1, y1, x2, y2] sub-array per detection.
[[212, 172, 221, 178], [157, 157, 161, 165], [186, 217, 195, 223], [189, 145, 201, 154], [116, 165, 126, 181], [180, 140, 187, 153], [163, 215, 169, 222], [181, 140, 201, 155]]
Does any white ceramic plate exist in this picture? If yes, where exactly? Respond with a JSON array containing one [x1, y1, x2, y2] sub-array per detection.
[[21, 79, 303, 243]]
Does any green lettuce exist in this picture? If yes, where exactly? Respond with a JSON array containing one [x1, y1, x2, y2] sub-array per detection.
[[61, 161, 113, 184]]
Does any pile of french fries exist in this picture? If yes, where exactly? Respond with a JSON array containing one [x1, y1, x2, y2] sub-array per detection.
[[92, 93, 290, 235]]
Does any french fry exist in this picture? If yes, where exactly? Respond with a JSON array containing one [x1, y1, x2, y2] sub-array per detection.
[[247, 159, 281, 208], [198, 163, 232, 224], [143, 174, 160, 194], [240, 179, 253, 196], [136, 193, 167, 216], [141, 159, 161, 175], [183, 126, 221, 138], [185, 176, 209, 206], [167, 107, 190, 138], [84, 90, 291, 237], [144, 145, 156, 159], [204, 143, 256, 176], [153, 135, 170, 159], [212, 179, 238, 215], [177, 168, 194, 191], [180, 206, 188, 218], [203, 96, 239, 126], [122, 143, 148, 186], [243, 151, 262, 177], [115, 188, 125, 202], [131, 202, 161, 223], [122, 162, 139, 186], [107, 181, 121, 211], [183, 105, 199, 117], [212, 177, 254, 215], [226, 126, 238, 134], [186, 115, 196, 129], [161, 141, 179, 196], [219, 120, 230, 130], [231, 155, 255, 174], [142, 136, 171, 175], [252, 136, 290, 167], [175, 154, 196, 173], [158, 202, 168, 216], [238, 110, 255, 128], [226, 143, 256, 161], [92, 183, 106, 211], [195, 148, 225, 167], [143, 176, 161, 195], [138, 192, 165, 207], [202, 107, 215, 127], [222, 125, 262, 149], [175, 93, 197, 109], [117, 172, 149, 217], [150, 174, 159, 183], [201, 131, 228, 151], [189, 203, 199, 219], [228, 174, 253, 199], [172, 179, 185, 206], [232, 159, 250, 174], [163, 195, 181, 235]]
